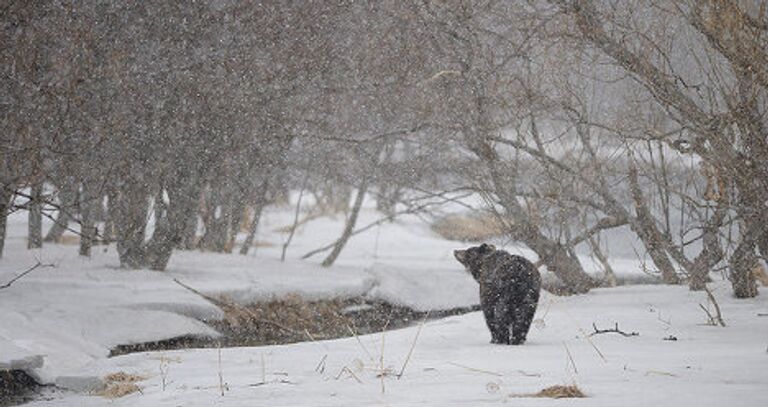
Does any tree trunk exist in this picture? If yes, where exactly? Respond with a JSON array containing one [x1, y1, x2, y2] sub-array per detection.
[[27, 183, 43, 249], [199, 186, 231, 252], [44, 178, 76, 243], [588, 236, 617, 287], [0, 185, 11, 258], [240, 179, 270, 255], [688, 208, 725, 291], [730, 238, 759, 298], [321, 178, 369, 268], [727, 217, 762, 298], [78, 180, 96, 257], [224, 193, 246, 254], [530, 236, 595, 294], [102, 187, 118, 244], [179, 210, 199, 250], [376, 183, 401, 217], [688, 258, 712, 291], [114, 182, 149, 268], [759, 231, 768, 265], [145, 182, 200, 271], [626, 164, 680, 284], [472, 137, 596, 294]]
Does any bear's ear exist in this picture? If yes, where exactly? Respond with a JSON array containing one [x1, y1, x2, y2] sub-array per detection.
[[454, 249, 468, 264], [479, 243, 496, 253]]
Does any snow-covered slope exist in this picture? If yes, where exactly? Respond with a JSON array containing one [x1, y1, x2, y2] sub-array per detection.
[[23, 283, 768, 407], [0, 205, 480, 387]]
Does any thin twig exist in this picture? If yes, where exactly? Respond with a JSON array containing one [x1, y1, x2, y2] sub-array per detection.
[[563, 310, 608, 363], [261, 353, 266, 384], [380, 328, 386, 394], [397, 311, 430, 379], [314, 354, 327, 374], [563, 342, 578, 374], [447, 362, 503, 377], [379, 309, 394, 394], [702, 284, 726, 327], [344, 322, 375, 363], [334, 366, 363, 384], [281, 177, 308, 262], [0, 261, 55, 290], [218, 343, 225, 397]]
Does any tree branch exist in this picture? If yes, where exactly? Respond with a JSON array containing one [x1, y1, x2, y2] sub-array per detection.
[[0, 261, 56, 290]]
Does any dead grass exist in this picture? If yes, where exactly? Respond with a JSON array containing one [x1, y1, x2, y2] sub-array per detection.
[[212, 294, 477, 347], [55, 235, 111, 246], [111, 292, 477, 355], [57, 235, 80, 245], [431, 213, 509, 242], [511, 384, 587, 399], [216, 294, 353, 343], [251, 240, 275, 248], [98, 372, 145, 399], [273, 212, 326, 234]]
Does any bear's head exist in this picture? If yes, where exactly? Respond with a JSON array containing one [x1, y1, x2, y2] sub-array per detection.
[[454, 243, 496, 281]]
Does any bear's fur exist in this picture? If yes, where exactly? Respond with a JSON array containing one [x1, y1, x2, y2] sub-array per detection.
[[454, 243, 541, 345]]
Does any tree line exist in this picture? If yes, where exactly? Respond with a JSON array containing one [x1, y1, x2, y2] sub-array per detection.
[[2, 1, 766, 297]]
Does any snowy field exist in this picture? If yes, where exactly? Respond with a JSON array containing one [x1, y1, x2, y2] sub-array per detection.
[[1, 196, 767, 406]]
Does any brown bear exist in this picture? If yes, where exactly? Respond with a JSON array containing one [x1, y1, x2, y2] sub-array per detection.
[[454, 243, 541, 345]]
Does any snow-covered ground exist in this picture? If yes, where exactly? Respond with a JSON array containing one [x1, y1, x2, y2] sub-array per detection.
[[2, 195, 767, 406], [22, 283, 768, 407]]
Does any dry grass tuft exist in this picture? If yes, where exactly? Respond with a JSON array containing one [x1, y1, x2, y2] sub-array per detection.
[[431, 213, 509, 242], [536, 384, 586, 398], [98, 371, 145, 399], [100, 382, 140, 399], [103, 372, 144, 383], [509, 384, 586, 399], [526, 384, 586, 399]]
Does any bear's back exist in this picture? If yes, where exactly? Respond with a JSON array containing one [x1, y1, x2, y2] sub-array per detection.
[[480, 251, 541, 295]]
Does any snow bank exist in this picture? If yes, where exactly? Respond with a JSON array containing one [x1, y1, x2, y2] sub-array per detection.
[[365, 264, 478, 311]]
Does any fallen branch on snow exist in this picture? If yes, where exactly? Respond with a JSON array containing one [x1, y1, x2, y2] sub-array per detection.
[[588, 322, 639, 337]]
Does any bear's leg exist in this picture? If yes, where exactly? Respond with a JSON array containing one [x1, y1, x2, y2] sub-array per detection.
[[492, 302, 512, 344], [510, 302, 537, 345], [482, 305, 502, 344], [483, 302, 508, 344]]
